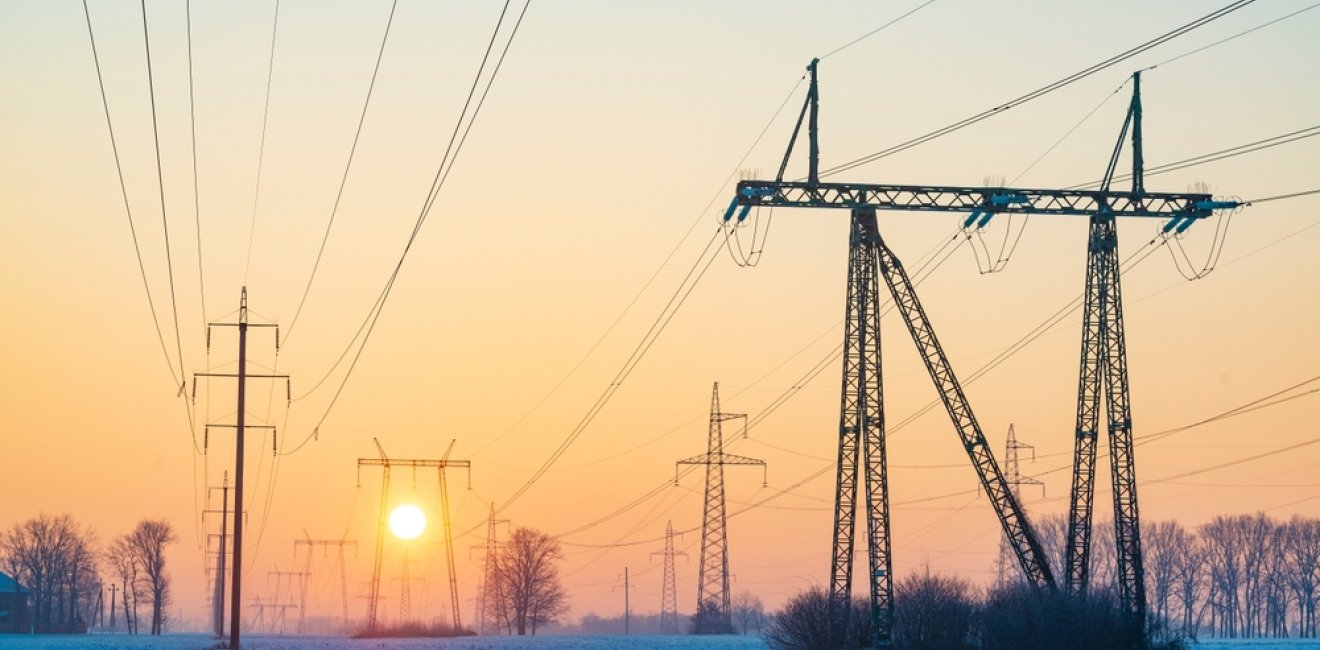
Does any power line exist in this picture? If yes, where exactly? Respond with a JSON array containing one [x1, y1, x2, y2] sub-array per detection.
[[818, 0, 938, 60], [186, 0, 206, 332], [472, 75, 806, 458], [1066, 124, 1320, 190], [283, 0, 532, 455], [282, 0, 400, 346], [140, 0, 189, 396], [1140, 1, 1320, 72], [818, 0, 1258, 178], [243, 0, 281, 286], [1247, 187, 1320, 204], [80, 0, 180, 390]]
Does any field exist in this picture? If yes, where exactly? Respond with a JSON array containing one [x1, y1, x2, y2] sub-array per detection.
[[5, 634, 1320, 649]]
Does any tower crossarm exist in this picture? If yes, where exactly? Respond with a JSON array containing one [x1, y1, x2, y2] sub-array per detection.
[[728, 180, 1222, 223]]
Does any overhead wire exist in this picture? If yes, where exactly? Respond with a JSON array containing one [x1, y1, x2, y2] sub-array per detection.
[[243, 0, 281, 286], [817, 0, 1259, 179], [282, 0, 532, 455], [1065, 124, 1320, 190], [1246, 187, 1320, 204], [281, 0, 400, 347], [817, 0, 939, 60], [139, 0, 192, 409], [468, 75, 806, 461], [1139, 1, 1320, 73]]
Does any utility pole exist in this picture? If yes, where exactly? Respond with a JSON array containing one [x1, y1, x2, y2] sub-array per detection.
[[294, 535, 358, 634], [201, 472, 238, 638], [997, 424, 1043, 587], [675, 382, 766, 632], [357, 438, 471, 633], [471, 504, 510, 635], [613, 567, 636, 635], [108, 583, 118, 631], [194, 287, 288, 650], [651, 521, 687, 634]]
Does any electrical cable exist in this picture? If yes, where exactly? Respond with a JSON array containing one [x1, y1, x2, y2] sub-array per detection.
[[282, 0, 400, 347], [1246, 187, 1320, 204], [243, 0, 281, 286], [1140, 1, 1320, 72], [473, 75, 806, 457], [818, 0, 939, 60], [281, 0, 531, 455], [140, 0, 193, 414], [817, 0, 1258, 179], [1066, 124, 1320, 190]]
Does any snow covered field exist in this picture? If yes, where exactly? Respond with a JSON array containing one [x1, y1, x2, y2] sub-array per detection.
[[0, 634, 771, 650], [5, 635, 1320, 649]]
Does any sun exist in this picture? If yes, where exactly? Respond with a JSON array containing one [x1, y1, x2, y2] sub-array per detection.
[[388, 504, 427, 540]]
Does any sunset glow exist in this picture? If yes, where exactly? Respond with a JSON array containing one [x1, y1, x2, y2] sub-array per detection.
[[388, 504, 427, 541]]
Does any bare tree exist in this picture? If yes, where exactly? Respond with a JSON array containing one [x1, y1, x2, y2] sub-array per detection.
[[1283, 517, 1320, 637], [128, 519, 177, 635], [0, 513, 100, 633], [105, 534, 140, 634], [1169, 524, 1206, 639], [1201, 515, 1245, 637], [732, 590, 765, 634], [1143, 520, 1185, 629], [493, 527, 567, 635]]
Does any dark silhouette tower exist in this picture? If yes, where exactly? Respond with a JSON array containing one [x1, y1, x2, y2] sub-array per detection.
[[997, 424, 1042, 586], [676, 382, 766, 631], [651, 520, 687, 634]]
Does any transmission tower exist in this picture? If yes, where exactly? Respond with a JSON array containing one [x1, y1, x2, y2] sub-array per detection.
[[675, 382, 766, 631], [997, 424, 1043, 587], [471, 504, 510, 635], [650, 520, 687, 634], [194, 287, 288, 650], [719, 61, 1235, 647], [294, 535, 358, 634], [356, 438, 471, 633]]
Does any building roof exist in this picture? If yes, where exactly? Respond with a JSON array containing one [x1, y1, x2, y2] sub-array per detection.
[[0, 571, 27, 594]]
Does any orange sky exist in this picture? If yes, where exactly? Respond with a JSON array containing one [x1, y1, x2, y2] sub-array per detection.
[[2, 0, 1318, 630]]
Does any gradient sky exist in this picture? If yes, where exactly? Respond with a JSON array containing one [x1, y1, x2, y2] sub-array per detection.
[[2, 0, 1318, 630]]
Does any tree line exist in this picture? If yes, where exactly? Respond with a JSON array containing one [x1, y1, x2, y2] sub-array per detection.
[[1028, 512, 1320, 640], [0, 513, 178, 635]]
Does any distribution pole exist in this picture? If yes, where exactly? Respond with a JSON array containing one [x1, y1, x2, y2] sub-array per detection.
[[201, 472, 237, 637], [650, 521, 687, 634], [676, 382, 766, 632], [194, 288, 286, 650]]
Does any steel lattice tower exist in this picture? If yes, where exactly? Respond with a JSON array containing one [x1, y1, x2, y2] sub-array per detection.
[[718, 59, 1238, 649], [829, 209, 891, 643], [676, 382, 766, 630], [651, 521, 687, 634], [997, 424, 1042, 587], [1065, 73, 1149, 645]]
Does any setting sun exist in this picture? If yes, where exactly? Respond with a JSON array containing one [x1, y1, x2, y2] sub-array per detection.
[[388, 504, 427, 540]]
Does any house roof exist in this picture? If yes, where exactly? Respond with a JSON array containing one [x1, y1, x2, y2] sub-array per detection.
[[0, 571, 27, 594]]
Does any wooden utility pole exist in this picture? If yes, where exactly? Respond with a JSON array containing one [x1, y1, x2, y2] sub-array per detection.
[[195, 288, 287, 649]]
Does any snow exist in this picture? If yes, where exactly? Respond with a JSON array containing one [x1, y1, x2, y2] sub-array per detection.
[[0, 633, 771, 650]]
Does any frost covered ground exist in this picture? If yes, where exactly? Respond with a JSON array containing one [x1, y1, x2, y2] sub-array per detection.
[[5, 635, 1320, 649], [1191, 642, 1320, 649], [0, 633, 770, 650]]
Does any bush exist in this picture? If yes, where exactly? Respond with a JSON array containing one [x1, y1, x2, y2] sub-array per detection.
[[894, 569, 977, 650], [763, 586, 872, 650], [978, 584, 1132, 650]]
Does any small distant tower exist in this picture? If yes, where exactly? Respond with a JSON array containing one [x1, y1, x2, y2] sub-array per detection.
[[997, 424, 1043, 586], [651, 521, 688, 634], [676, 382, 767, 631]]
